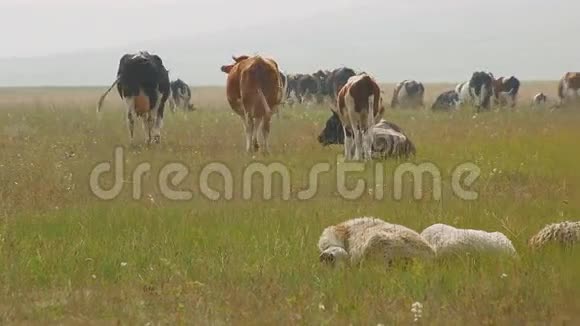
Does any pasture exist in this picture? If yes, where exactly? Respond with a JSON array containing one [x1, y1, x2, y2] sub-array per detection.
[[1, 82, 579, 325]]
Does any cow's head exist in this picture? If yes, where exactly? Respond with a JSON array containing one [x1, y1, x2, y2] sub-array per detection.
[[220, 64, 235, 74], [318, 112, 345, 146]]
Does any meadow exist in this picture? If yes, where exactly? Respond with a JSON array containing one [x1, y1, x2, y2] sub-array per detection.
[[0, 81, 579, 325]]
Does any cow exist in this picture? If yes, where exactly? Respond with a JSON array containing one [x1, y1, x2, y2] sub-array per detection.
[[391, 79, 425, 109], [557, 72, 580, 106], [318, 112, 415, 159], [96, 51, 170, 145], [220, 55, 282, 154], [325, 67, 357, 102], [532, 92, 548, 107], [456, 71, 494, 112], [333, 73, 384, 161], [431, 90, 460, 112], [169, 79, 195, 112], [286, 73, 300, 102], [492, 76, 520, 108], [279, 70, 288, 103], [294, 73, 323, 105]]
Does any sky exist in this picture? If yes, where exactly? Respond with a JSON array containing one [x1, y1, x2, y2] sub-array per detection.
[[0, 0, 579, 86], [0, 0, 354, 58]]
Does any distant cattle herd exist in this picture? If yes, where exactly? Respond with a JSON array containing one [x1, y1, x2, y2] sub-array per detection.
[[96, 51, 580, 161]]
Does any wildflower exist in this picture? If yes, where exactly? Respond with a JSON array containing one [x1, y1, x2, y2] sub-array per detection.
[[500, 273, 508, 279], [121, 262, 128, 267], [411, 301, 423, 322]]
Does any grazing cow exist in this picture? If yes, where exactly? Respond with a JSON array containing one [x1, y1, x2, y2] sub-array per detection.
[[169, 79, 195, 112], [318, 113, 415, 159], [431, 90, 460, 111], [333, 73, 384, 161], [96, 51, 170, 144], [456, 71, 494, 112], [325, 67, 357, 102], [532, 92, 548, 108], [391, 79, 425, 109], [294, 73, 323, 104], [557, 72, 580, 106], [220, 55, 282, 154], [492, 76, 520, 108]]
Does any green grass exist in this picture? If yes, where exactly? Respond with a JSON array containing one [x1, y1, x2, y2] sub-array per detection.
[[1, 85, 580, 325]]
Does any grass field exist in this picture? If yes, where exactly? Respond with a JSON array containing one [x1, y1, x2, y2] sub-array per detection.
[[1, 82, 580, 325]]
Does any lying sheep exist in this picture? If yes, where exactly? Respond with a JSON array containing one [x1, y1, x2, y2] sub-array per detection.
[[528, 221, 580, 250], [420, 224, 517, 257], [318, 217, 436, 266]]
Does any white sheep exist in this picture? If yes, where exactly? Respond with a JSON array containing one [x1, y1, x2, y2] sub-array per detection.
[[528, 221, 580, 250], [420, 224, 517, 257], [318, 217, 436, 266]]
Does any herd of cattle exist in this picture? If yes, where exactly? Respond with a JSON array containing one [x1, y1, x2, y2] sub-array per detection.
[[96, 51, 580, 161]]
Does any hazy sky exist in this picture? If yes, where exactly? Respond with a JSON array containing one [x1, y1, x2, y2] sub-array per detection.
[[0, 0, 353, 58], [1, 0, 579, 86]]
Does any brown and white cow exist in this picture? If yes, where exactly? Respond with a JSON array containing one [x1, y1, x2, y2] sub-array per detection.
[[332, 73, 384, 161], [492, 76, 520, 108], [557, 72, 580, 106], [220, 55, 282, 154]]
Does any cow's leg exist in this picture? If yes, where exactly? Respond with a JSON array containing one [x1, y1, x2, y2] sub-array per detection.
[[243, 115, 255, 153], [168, 95, 176, 113], [252, 117, 260, 151], [343, 127, 353, 160], [362, 127, 373, 161], [259, 116, 271, 154], [123, 97, 136, 144], [149, 91, 163, 144], [142, 112, 152, 144], [127, 111, 135, 144], [351, 126, 364, 161]]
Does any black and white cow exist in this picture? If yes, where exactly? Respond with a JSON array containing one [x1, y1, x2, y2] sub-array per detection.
[[97, 51, 170, 144], [294, 73, 323, 104], [169, 79, 195, 112], [286, 74, 300, 101], [456, 71, 494, 112], [391, 79, 425, 109], [431, 90, 460, 111], [318, 112, 415, 159], [325, 67, 357, 102]]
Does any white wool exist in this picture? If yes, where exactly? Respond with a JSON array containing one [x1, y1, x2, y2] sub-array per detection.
[[420, 224, 517, 257], [318, 217, 435, 265]]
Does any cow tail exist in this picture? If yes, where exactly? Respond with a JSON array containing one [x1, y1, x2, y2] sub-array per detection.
[[257, 88, 271, 117], [97, 76, 120, 113]]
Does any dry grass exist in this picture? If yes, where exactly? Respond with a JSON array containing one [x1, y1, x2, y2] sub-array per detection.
[[1, 82, 579, 325]]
